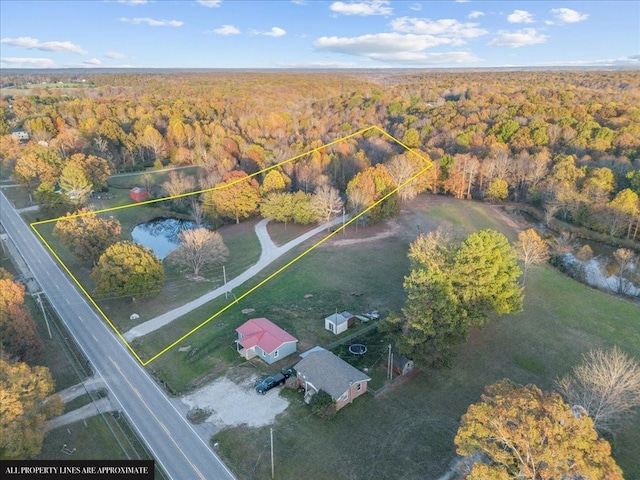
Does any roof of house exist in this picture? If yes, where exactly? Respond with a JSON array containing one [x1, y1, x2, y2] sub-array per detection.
[[295, 349, 370, 400], [324, 311, 353, 325], [236, 317, 298, 355]]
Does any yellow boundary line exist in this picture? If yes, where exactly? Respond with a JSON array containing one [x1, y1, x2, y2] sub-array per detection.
[[30, 125, 431, 365]]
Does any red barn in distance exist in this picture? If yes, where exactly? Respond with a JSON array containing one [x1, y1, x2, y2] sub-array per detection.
[[130, 187, 150, 202]]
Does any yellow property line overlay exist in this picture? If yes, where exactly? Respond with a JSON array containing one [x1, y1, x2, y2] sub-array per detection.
[[30, 125, 432, 365]]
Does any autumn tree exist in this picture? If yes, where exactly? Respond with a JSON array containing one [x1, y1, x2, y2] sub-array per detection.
[[167, 227, 229, 276], [13, 145, 62, 190], [203, 170, 260, 224], [455, 379, 623, 479], [0, 279, 42, 362], [514, 228, 549, 285], [310, 184, 344, 229], [54, 210, 122, 265], [260, 169, 290, 195], [556, 346, 640, 435], [0, 356, 63, 460], [91, 242, 164, 300], [345, 164, 399, 224], [291, 191, 316, 225], [260, 192, 294, 226], [485, 178, 509, 202]]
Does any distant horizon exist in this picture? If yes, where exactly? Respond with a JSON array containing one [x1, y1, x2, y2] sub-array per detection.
[[1, 1, 637, 70], [2, 65, 638, 76]]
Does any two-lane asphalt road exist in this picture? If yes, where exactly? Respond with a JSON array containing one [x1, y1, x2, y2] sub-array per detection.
[[0, 192, 235, 480]]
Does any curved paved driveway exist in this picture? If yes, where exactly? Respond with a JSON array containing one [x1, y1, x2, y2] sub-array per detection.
[[124, 217, 344, 341]]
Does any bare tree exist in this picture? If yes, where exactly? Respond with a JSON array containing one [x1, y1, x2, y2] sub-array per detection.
[[167, 228, 229, 277], [190, 198, 205, 226], [310, 184, 343, 230], [514, 228, 549, 285], [556, 346, 640, 434], [385, 154, 418, 201], [612, 248, 637, 295], [163, 171, 197, 206]]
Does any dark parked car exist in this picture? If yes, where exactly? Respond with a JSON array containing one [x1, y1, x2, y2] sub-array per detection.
[[255, 373, 287, 395]]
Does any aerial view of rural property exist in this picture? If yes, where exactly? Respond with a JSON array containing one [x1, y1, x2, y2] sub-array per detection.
[[1, 1, 639, 479]]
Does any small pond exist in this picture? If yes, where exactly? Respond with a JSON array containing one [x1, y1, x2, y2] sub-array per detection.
[[131, 218, 197, 259]]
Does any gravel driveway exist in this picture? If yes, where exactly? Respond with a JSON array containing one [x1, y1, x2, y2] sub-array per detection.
[[180, 373, 290, 429]]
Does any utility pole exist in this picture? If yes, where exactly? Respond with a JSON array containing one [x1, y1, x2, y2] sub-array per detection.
[[35, 292, 53, 339], [223, 265, 228, 299], [270, 427, 275, 479], [387, 344, 392, 380]]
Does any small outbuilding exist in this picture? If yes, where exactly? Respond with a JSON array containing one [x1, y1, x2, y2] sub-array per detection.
[[324, 311, 355, 335], [235, 317, 298, 365], [130, 187, 150, 202], [385, 352, 415, 377]]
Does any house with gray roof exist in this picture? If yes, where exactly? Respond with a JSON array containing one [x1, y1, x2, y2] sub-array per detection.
[[295, 347, 370, 412]]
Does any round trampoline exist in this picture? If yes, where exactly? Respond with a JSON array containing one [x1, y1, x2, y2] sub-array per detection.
[[349, 344, 367, 356]]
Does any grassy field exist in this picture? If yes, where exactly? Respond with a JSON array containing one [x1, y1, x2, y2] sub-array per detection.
[[138, 231, 410, 392], [18, 191, 639, 477], [201, 197, 640, 479]]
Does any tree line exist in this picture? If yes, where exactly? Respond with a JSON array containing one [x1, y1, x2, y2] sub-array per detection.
[[1, 70, 639, 243]]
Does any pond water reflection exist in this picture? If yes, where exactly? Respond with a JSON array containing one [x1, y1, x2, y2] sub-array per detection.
[[131, 218, 196, 259]]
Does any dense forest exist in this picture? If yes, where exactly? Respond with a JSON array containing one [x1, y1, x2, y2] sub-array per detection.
[[1, 70, 639, 242]]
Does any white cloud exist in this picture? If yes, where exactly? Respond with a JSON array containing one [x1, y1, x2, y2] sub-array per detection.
[[120, 17, 183, 27], [315, 33, 452, 55], [0, 57, 58, 68], [507, 9, 534, 24], [550, 8, 588, 24], [468, 11, 484, 19], [83, 58, 102, 66], [409, 3, 422, 11], [313, 32, 481, 64], [105, 51, 126, 59], [0, 36, 87, 54], [213, 24, 240, 35], [117, 0, 148, 5], [252, 27, 287, 37], [330, 1, 392, 16], [368, 51, 481, 63], [488, 28, 548, 48], [390, 17, 488, 39], [197, 0, 222, 7]]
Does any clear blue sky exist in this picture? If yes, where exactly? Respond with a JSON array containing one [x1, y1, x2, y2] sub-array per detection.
[[0, 0, 638, 69]]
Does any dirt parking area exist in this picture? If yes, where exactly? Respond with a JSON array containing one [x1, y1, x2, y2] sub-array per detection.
[[180, 373, 289, 429]]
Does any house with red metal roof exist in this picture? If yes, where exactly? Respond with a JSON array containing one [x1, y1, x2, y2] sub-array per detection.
[[235, 318, 298, 364]]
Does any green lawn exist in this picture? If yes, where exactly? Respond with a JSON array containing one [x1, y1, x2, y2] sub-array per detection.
[[204, 197, 640, 480], [138, 233, 411, 392], [21, 193, 640, 477]]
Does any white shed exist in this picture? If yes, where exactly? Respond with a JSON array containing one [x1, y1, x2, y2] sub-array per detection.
[[324, 311, 355, 335]]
